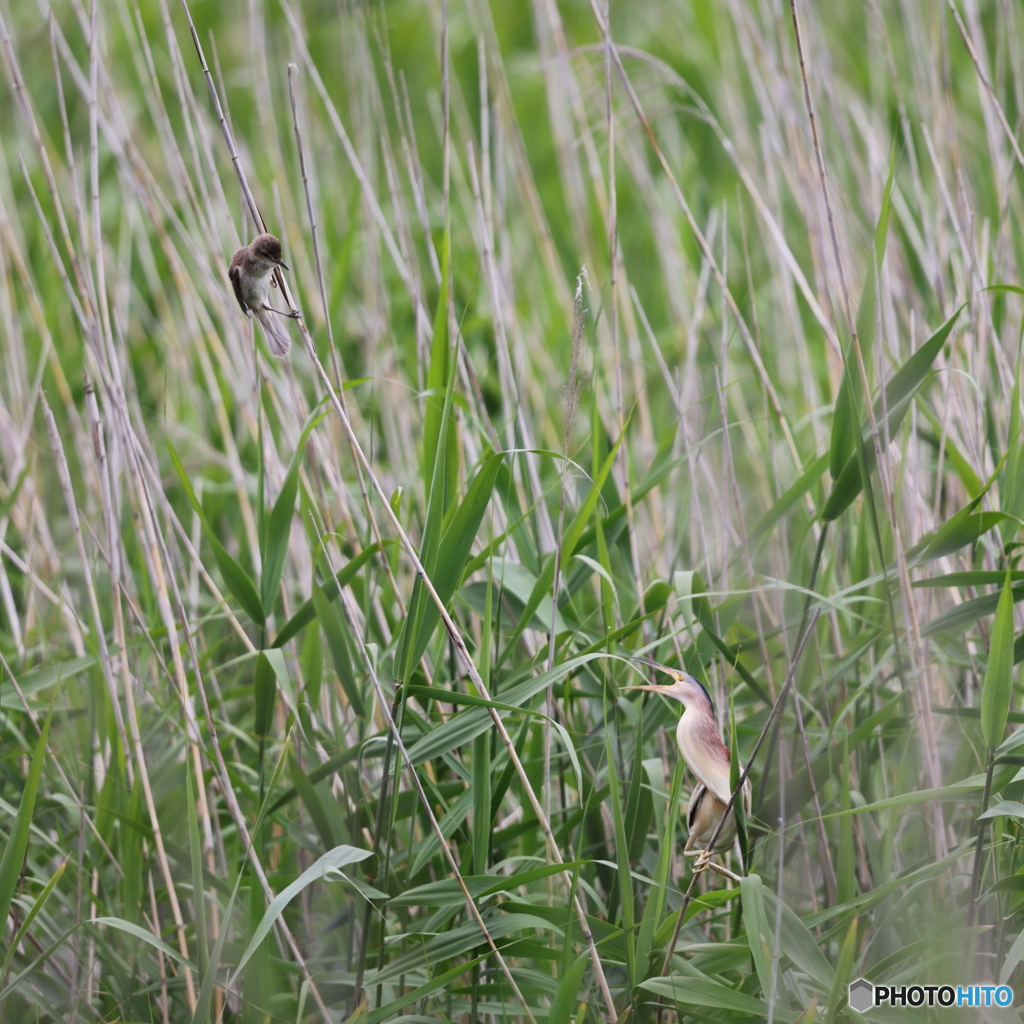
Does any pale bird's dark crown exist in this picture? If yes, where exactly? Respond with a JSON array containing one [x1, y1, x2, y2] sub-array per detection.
[[677, 672, 717, 719]]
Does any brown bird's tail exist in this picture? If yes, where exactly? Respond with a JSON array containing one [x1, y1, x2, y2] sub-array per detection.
[[254, 307, 291, 357]]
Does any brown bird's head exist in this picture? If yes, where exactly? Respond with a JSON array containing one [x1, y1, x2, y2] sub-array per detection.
[[624, 657, 717, 719], [250, 233, 289, 270]]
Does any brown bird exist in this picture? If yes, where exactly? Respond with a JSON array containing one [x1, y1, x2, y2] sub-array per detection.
[[625, 657, 752, 882], [228, 233, 300, 357]]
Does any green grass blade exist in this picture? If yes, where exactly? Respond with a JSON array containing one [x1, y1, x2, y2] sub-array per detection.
[[262, 409, 327, 612], [982, 569, 1016, 749], [641, 974, 794, 1020], [623, 728, 653, 864], [918, 403, 983, 497], [0, 708, 51, 930], [311, 580, 365, 716], [472, 563, 494, 875], [499, 430, 626, 664], [821, 305, 964, 521], [921, 583, 1024, 638], [829, 374, 857, 481], [829, 141, 895, 479], [406, 653, 607, 764], [92, 917, 196, 971], [604, 713, 635, 988], [824, 917, 859, 1022], [478, 861, 587, 897], [395, 242, 458, 684], [548, 950, 589, 1024], [121, 774, 145, 924], [740, 874, 773, 998], [301, 622, 323, 708], [268, 743, 377, 813], [272, 542, 384, 648], [837, 735, 855, 906], [635, 759, 682, 972], [914, 505, 1006, 564], [750, 452, 828, 545], [401, 452, 504, 675], [186, 760, 209, 989], [190, 839, 252, 1024], [231, 845, 371, 980], [253, 651, 277, 737], [169, 444, 265, 625], [365, 951, 491, 1024], [0, 923, 78, 1003], [422, 227, 450, 492], [762, 888, 834, 988], [288, 753, 336, 850], [0, 857, 66, 980]]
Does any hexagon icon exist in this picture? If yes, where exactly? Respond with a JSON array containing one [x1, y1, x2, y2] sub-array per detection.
[[849, 978, 874, 1012]]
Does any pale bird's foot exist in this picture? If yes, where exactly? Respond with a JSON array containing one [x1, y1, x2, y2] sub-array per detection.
[[265, 305, 303, 320], [686, 848, 743, 884], [692, 848, 713, 874]]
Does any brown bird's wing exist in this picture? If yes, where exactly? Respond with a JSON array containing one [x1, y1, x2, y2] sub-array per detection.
[[253, 307, 291, 358], [228, 249, 249, 315]]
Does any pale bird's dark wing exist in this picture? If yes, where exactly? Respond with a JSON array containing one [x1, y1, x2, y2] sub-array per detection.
[[228, 250, 249, 315], [687, 782, 707, 831]]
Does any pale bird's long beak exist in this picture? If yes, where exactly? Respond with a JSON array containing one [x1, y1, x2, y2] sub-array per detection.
[[631, 655, 675, 672], [622, 683, 665, 692]]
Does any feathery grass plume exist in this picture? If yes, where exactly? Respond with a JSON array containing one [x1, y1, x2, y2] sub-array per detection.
[[564, 267, 592, 454], [543, 266, 592, 848], [547, 267, 591, 664]]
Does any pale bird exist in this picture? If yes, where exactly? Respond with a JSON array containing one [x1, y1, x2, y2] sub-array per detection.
[[625, 657, 752, 883], [228, 233, 301, 357]]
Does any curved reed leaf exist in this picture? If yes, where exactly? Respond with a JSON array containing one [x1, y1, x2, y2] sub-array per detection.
[[820, 305, 964, 521], [231, 845, 371, 980]]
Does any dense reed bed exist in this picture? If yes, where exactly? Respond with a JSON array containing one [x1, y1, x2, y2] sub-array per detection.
[[1, 0, 1023, 1021]]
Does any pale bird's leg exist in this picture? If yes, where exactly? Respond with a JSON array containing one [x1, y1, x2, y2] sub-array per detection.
[[684, 821, 711, 871]]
